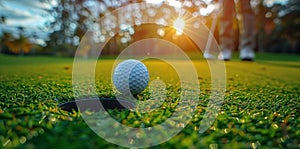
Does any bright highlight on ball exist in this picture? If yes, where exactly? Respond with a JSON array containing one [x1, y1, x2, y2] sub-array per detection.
[[113, 59, 149, 95]]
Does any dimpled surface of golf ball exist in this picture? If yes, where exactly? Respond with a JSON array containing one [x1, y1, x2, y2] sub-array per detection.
[[113, 59, 149, 95]]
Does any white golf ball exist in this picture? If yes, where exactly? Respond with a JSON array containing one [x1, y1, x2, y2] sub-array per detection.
[[113, 59, 149, 95]]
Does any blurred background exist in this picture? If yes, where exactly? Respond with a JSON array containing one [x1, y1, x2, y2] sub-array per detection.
[[0, 0, 299, 56]]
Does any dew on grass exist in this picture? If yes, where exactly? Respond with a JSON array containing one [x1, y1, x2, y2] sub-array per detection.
[[38, 128, 44, 134], [209, 126, 216, 131], [224, 128, 230, 134], [49, 117, 57, 122], [271, 123, 279, 129], [136, 131, 142, 138], [194, 126, 198, 131], [209, 144, 218, 149], [3, 139, 10, 147], [176, 123, 185, 128], [251, 141, 261, 149], [129, 138, 134, 144], [280, 137, 285, 143], [19, 136, 26, 144]]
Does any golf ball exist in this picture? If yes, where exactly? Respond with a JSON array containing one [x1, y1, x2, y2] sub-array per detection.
[[113, 59, 149, 95]]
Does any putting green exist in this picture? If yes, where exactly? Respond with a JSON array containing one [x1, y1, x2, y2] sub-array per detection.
[[0, 53, 299, 148]]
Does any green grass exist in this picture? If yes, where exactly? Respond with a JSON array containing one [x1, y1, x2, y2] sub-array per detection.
[[0, 53, 299, 148]]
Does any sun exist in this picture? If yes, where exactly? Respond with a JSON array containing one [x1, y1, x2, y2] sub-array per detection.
[[173, 18, 185, 35]]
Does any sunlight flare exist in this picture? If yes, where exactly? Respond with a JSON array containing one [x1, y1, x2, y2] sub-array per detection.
[[173, 18, 185, 35]]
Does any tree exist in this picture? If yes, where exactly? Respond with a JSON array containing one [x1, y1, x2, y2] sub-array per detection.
[[0, 32, 11, 54], [0, 15, 6, 53], [45, 0, 300, 55], [3, 34, 34, 55], [254, 0, 280, 52], [0, 26, 34, 55], [276, 0, 300, 53], [0, 1, 45, 55], [45, 0, 94, 55], [45, 0, 133, 56]]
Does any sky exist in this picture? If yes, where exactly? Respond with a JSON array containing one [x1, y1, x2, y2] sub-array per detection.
[[263, 0, 288, 7], [0, 0, 289, 46], [0, 0, 57, 45]]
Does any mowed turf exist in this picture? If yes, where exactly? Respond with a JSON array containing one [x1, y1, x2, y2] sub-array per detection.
[[0, 53, 299, 148]]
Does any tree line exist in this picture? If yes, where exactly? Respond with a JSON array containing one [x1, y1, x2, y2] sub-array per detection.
[[0, 0, 299, 56]]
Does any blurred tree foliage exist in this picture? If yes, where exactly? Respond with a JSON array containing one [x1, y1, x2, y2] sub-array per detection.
[[0, 26, 35, 55], [45, 0, 300, 55], [0, 0, 299, 56], [3, 34, 34, 55], [44, 0, 90, 56], [256, 0, 300, 53], [0, 3, 39, 56], [276, 0, 300, 53]]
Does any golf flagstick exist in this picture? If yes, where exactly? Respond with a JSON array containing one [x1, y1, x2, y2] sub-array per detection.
[[203, 0, 222, 59]]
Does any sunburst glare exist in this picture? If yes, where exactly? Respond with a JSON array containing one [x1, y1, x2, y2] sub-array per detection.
[[173, 18, 185, 35]]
